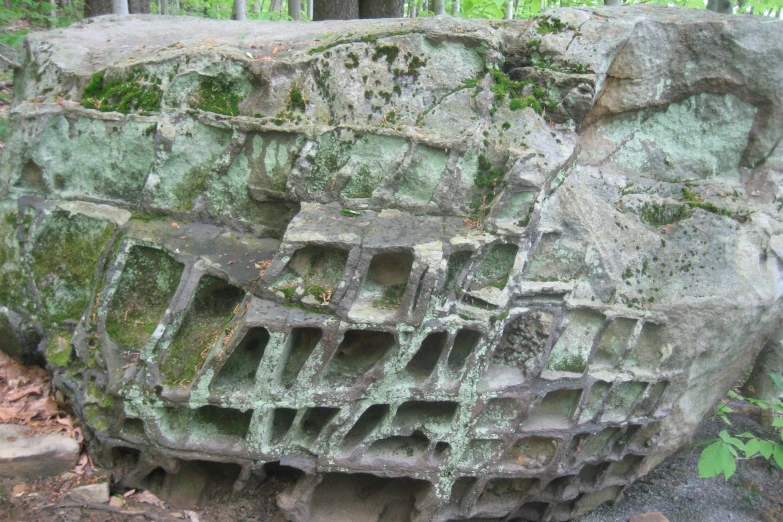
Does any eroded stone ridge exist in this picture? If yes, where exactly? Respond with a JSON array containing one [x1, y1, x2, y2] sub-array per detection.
[[2, 6, 783, 521]]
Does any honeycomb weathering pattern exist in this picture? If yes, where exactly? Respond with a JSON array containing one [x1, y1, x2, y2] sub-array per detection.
[[1, 6, 783, 521]]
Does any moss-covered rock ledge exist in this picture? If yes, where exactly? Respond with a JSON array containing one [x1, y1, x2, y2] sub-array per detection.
[[2, 6, 783, 522]]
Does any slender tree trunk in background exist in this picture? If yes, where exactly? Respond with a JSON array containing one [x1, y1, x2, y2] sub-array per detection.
[[409, 0, 417, 17], [269, 0, 284, 18], [128, 0, 150, 13], [85, 0, 112, 17], [288, 0, 300, 19], [504, 0, 512, 19], [313, 0, 358, 20], [604, 0, 622, 5], [113, 0, 129, 14], [160, 0, 167, 14], [307, 0, 313, 19], [432, 0, 444, 15], [359, 0, 404, 18], [707, 0, 733, 13], [451, 0, 459, 14], [48, 0, 57, 27], [232, 0, 247, 19]]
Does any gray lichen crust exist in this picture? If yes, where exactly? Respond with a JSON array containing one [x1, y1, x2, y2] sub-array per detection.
[[2, 6, 783, 522]]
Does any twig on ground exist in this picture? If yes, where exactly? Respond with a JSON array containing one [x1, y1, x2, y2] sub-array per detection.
[[37, 501, 172, 521]]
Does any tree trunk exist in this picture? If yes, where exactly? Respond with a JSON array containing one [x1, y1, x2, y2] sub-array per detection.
[[359, 0, 404, 18], [314, 0, 358, 20], [288, 0, 301, 20], [307, 0, 313, 19], [707, 0, 733, 13], [48, 0, 57, 27], [268, 0, 284, 17], [432, 0, 444, 15], [504, 0, 512, 19], [128, 0, 150, 13], [233, 0, 247, 19], [604, 0, 622, 5], [409, 0, 417, 17], [451, 0, 459, 15], [85, 0, 112, 17], [160, 0, 167, 15], [113, 0, 129, 14]]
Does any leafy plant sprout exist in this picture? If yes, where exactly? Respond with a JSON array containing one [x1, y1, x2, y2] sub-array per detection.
[[697, 373, 783, 480]]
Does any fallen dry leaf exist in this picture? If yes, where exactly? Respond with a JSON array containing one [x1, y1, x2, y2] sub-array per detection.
[[135, 490, 164, 507], [12, 483, 27, 497]]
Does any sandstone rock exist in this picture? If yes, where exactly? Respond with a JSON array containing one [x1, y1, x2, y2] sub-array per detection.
[[68, 482, 110, 504], [2, 6, 782, 522], [0, 424, 79, 479]]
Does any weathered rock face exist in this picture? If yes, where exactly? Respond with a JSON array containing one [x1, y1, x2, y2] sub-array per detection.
[[2, 6, 783, 521]]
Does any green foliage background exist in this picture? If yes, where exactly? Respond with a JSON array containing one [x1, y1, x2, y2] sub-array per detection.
[[0, 0, 781, 36]]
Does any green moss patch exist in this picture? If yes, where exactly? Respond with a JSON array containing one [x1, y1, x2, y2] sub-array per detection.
[[306, 133, 351, 192], [472, 244, 518, 290], [287, 86, 307, 112], [32, 211, 116, 323], [372, 44, 400, 65], [45, 331, 73, 367], [535, 17, 574, 36], [81, 69, 163, 114], [638, 202, 688, 227], [372, 283, 406, 309], [195, 75, 246, 116], [0, 212, 29, 309], [491, 70, 557, 116], [468, 154, 505, 223], [160, 277, 244, 386], [105, 246, 184, 351]]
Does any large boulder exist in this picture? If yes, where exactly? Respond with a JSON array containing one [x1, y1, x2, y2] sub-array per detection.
[[1, 6, 782, 521]]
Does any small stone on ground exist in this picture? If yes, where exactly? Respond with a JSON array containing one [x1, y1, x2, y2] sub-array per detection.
[[0, 424, 80, 479], [68, 481, 110, 503]]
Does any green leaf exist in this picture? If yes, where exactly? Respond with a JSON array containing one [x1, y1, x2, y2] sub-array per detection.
[[773, 444, 783, 469], [341, 209, 361, 217], [736, 432, 757, 439], [770, 372, 783, 393], [758, 440, 774, 460], [719, 430, 746, 451], [747, 397, 769, 409], [743, 438, 760, 458], [772, 417, 783, 427], [698, 441, 736, 480]]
